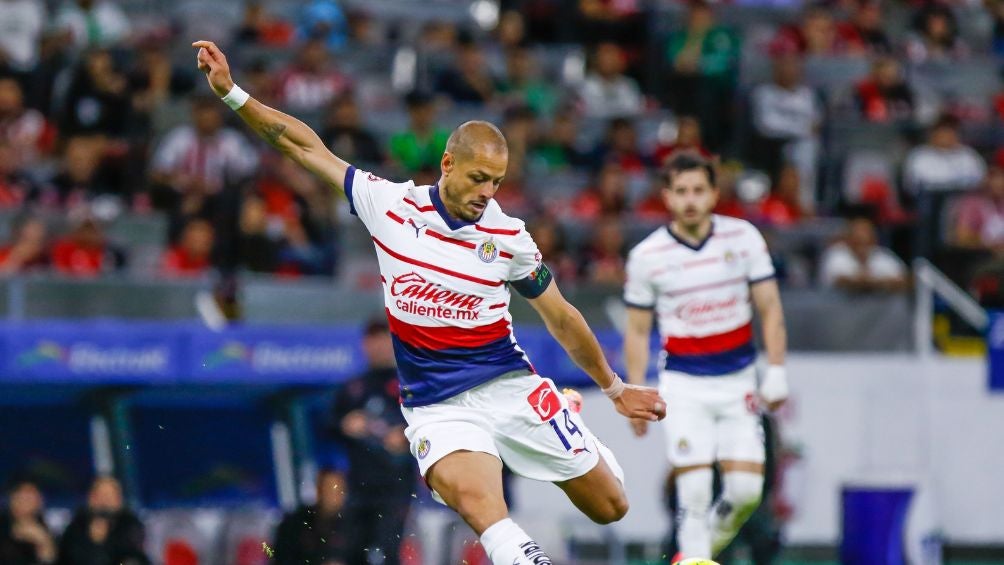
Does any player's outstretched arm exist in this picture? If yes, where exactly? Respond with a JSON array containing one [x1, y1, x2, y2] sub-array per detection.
[[192, 41, 350, 194], [623, 306, 655, 436], [751, 278, 788, 411], [527, 283, 665, 422]]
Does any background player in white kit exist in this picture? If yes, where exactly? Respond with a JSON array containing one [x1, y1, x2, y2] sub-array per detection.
[[192, 40, 666, 565], [622, 155, 789, 562]]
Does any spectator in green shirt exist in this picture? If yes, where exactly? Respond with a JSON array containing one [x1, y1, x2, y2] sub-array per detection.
[[664, 1, 740, 153], [388, 91, 450, 173]]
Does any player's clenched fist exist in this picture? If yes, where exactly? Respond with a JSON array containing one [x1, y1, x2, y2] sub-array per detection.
[[192, 40, 234, 97], [613, 384, 666, 422]]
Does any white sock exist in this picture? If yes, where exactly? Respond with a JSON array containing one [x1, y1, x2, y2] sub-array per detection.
[[675, 467, 713, 559], [479, 518, 553, 565], [710, 471, 763, 555]]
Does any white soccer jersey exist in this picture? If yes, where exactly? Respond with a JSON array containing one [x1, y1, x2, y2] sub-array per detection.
[[624, 215, 775, 375], [346, 167, 550, 406]]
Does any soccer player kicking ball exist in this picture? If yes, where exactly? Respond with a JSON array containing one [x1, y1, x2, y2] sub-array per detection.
[[192, 41, 666, 565], [622, 155, 788, 562]]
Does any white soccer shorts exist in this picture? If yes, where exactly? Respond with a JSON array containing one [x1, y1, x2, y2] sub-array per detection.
[[659, 364, 765, 468], [402, 372, 620, 491]]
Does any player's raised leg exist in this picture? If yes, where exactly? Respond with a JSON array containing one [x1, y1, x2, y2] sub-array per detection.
[[427, 451, 553, 565]]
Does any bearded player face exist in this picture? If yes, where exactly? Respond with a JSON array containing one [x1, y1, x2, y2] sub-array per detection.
[[440, 145, 508, 222], [662, 168, 719, 230]]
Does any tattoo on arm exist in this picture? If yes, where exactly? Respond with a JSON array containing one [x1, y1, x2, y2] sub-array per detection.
[[259, 123, 287, 146]]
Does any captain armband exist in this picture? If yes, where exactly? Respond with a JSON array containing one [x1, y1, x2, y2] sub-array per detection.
[[510, 262, 554, 299]]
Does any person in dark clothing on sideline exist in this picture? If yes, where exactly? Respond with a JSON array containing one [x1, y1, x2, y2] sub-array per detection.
[[57, 476, 148, 565], [0, 479, 57, 565], [273, 469, 351, 565], [330, 318, 417, 565]]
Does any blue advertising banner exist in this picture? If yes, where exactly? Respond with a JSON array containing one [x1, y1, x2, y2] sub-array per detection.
[[0, 321, 661, 387], [4, 321, 186, 383], [188, 325, 366, 383]]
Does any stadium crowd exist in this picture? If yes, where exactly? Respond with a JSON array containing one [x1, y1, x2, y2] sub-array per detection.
[[0, 0, 1002, 294]]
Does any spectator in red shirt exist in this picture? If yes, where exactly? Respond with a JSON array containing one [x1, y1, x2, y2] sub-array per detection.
[[594, 117, 650, 173], [161, 218, 214, 277], [571, 161, 628, 219], [714, 161, 750, 220], [635, 174, 671, 222], [276, 38, 351, 113], [0, 216, 49, 275], [51, 211, 120, 277], [235, 0, 294, 47], [759, 164, 808, 226], [855, 57, 914, 123], [770, 6, 862, 57], [654, 115, 713, 166]]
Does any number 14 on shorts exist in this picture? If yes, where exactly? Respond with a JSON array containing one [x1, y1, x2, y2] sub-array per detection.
[[525, 381, 589, 453], [549, 408, 585, 452]]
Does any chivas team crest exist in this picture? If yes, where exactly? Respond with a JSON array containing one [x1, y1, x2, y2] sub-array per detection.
[[477, 239, 499, 263]]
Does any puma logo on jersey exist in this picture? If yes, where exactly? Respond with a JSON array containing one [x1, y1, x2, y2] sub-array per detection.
[[407, 218, 427, 238]]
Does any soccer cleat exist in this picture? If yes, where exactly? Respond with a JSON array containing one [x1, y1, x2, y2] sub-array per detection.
[[562, 388, 583, 413]]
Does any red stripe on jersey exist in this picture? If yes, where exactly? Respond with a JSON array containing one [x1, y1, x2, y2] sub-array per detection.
[[664, 323, 753, 355], [488, 302, 506, 309], [386, 211, 405, 224], [426, 229, 476, 249], [421, 229, 513, 260], [683, 256, 721, 269], [404, 198, 436, 212], [475, 224, 521, 236], [371, 237, 504, 287], [665, 276, 747, 297], [640, 243, 679, 255], [715, 229, 745, 239], [386, 309, 511, 350]]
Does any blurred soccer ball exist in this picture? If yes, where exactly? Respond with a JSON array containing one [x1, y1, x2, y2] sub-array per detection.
[[562, 388, 583, 413]]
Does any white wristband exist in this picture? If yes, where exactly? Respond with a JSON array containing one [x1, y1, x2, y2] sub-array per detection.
[[602, 375, 625, 400], [221, 84, 250, 110], [759, 365, 789, 404]]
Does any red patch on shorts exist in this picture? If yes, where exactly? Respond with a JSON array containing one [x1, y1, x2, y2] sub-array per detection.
[[527, 381, 561, 421], [744, 392, 760, 414]]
